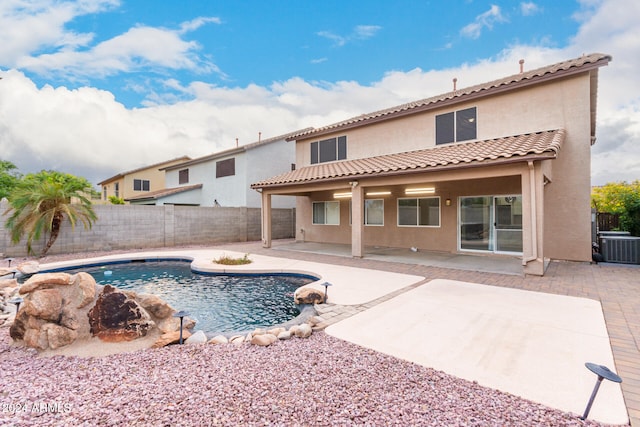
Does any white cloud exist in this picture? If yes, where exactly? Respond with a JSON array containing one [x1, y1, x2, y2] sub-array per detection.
[[460, 5, 507, 39], [0, 0, 118, 64], [0, 1, 221, 80], [317, 25, 382, 47], [520, 2, 542, 16]]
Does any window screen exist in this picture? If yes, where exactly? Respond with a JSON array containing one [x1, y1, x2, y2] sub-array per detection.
[[456, 107, 477, 142], [435, 112, 455, 145], [216, 158, 235, 178]]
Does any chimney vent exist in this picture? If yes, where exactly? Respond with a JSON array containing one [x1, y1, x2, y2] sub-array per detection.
[[519, 59, 525, 73], [453, 77, 458, 91], [258, 131, 262, 142], [235, 138, 239, 147]]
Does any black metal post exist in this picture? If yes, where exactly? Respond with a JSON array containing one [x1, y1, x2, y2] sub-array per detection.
[[323, 282, 332, 303], [581, 376, 603, 420], [178, 316, 184, 344], [173, 310, 189, 345]]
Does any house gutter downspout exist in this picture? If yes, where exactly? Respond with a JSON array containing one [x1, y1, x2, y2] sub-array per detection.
[[523, 160, 538, 264]]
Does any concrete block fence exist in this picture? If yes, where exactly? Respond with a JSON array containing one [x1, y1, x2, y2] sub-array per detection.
[[0, 200, 295, 257]]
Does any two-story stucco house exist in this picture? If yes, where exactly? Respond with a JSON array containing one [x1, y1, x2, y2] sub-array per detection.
[[126, 129, 312, 208], [98, 156, 191, 203], [252, 53, 612, 276]]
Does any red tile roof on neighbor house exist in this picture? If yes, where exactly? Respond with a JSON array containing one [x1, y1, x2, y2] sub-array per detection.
[[125, 184, 202, 201], [287, 53, 611, 141], [252, 129, 565, 189]]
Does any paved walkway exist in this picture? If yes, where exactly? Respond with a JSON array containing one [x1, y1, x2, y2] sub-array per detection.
[[216, 240, 640, 426]]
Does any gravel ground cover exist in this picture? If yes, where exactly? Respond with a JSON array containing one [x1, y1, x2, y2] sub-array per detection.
[[0, 328, 607, 427]]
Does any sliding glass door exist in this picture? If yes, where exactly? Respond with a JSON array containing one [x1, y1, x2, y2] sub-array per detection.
[[459, 195, 522, 254]]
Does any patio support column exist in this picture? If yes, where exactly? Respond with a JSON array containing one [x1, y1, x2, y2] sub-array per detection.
[[522, 161, 545, 275], [261, 191, 272, 248], [351, 181, 364, 257]]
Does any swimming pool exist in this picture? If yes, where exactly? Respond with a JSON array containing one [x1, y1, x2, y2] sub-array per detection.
[[54, 260, 315, 334]]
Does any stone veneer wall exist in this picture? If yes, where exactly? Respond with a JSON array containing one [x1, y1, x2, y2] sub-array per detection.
[[0, 200, 295, 256]]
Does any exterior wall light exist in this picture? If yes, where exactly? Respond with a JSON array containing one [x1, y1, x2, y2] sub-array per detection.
[[366, 191, 391, 196], [445, 198, 452, 206], [405, 187, 435, 195], [333, 192, 352, 199]]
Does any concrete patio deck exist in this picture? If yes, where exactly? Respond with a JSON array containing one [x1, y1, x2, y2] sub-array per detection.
[[221, 240, 640, 426]]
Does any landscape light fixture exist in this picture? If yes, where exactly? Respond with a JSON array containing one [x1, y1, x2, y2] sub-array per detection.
[[580, 362, 622, 420], [9, 297, 23, 314], [173, 310, 190, 345], [322, 282, 333, 303], [7, 258, 13, 267]]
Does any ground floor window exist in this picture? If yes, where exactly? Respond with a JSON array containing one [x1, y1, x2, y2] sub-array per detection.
[[398, 197, 440, 227], [459, 195, 522, 253], [365, 199, 384, 226], [313, 201, 340, 225]]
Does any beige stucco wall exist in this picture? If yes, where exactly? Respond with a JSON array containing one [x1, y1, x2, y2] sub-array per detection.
[[100, 158, 188, 202], [294, 72, 595, 262]]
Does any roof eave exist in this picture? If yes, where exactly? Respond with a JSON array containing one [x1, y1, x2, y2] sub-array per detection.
[[293, 56, 611, 141], [252, 152, 557, 190]]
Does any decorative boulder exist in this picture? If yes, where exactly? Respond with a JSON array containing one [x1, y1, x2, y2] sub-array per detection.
[[185, 330, 207, 345], [229, 335, 245, 345], [23, 289, 63, 322], [251, 333, 278, 346], [74, 272, 96, 309], [20, 273, 73, 294], [136, 293, 174, 319], [152, 330, 192, 348], [294, 286, 325, 305], [43, 323, 78, 350], [17, 261, 40, 276], [277, 331, 292, 340], [208, 335, 228, 345], [88, 285, 155, 342], [294, 323, 313, 338], [11, 272, 184, 351]]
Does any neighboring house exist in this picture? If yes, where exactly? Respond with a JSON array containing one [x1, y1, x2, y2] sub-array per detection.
[[127, 129, 312, 207], [252, 53, 612, 276], [98, 156, 191, 203]]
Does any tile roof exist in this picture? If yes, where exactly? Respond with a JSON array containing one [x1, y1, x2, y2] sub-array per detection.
[[98, 156, 191, 185], [252, 129, 564, 189], [288, 53, 611, 140], [125, 184, 202, 201], [164, 128, 314, 171]]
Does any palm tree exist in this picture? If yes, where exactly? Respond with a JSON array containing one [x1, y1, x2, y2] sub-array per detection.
[[4, 171, 97, 257]]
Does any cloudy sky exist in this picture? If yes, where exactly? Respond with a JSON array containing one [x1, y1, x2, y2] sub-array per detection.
[[0, 0, 638, 187]]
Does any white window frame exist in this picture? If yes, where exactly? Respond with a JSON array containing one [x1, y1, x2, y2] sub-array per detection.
[[364, 199, 384, 226], [397, 197, 441, 227], [312, 201, 340, 225]]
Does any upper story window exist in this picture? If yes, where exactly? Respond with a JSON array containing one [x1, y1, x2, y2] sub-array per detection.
[[311, 136, 347, 164], [216, 158, 235, 178], [133, 179, 150, 191], [178, 169, 189, 184], [435, 107, 477, 145]]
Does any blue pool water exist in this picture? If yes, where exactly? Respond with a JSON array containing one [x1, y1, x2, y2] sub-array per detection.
[[56, 261, 315, 334]]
